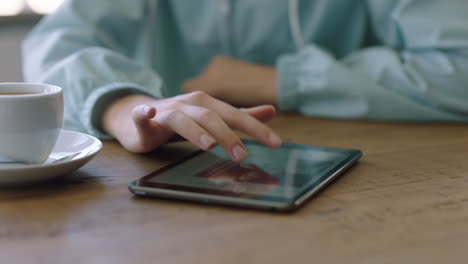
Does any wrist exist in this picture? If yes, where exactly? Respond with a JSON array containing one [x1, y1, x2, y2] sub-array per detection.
[[244, 64, 277, 106], [257, 66, 278, 105]]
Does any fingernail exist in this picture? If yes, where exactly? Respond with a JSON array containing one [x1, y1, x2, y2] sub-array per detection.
[[143, 105, 151, 114], [269, 133, 282, 147], [232, 145, 246, 162], [200, 134, 215, 149]]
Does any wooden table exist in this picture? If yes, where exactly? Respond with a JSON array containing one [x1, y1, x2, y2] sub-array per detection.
[[2, 114, 468, 264]]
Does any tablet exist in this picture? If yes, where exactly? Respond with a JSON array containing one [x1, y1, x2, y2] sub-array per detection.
[[129, 140, 362, 212]]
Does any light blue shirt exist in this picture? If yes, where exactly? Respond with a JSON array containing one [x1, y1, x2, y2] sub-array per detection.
[[23, 0, 468, 138]]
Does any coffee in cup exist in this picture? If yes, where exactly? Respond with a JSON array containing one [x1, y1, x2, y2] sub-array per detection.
[[0, 83, 63, 164]]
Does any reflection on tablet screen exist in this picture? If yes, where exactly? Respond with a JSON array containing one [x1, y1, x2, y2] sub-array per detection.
[[145, 141, 353, 201]]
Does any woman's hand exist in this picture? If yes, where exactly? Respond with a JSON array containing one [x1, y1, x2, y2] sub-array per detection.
[[182, 56, 278, 107], [102, 91, 282, 162]]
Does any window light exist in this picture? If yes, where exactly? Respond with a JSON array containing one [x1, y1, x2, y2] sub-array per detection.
[[0, 0, 25, 16], [26, 0, 63, 15]]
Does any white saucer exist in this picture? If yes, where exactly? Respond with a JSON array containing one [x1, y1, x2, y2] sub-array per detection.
[[0, 130, 102, 186]]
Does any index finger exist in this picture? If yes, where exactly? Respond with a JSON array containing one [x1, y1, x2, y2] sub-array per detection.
[[186, 93, 282, 148]]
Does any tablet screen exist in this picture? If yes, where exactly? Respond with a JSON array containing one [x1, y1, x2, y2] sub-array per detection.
[[137, 140, 361, 204]]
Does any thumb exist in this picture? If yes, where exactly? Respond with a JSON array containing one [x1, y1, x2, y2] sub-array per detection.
[[132, 104, 159, 136]]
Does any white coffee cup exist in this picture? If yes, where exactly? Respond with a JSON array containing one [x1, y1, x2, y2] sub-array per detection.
[[0, 83, 63, 164]]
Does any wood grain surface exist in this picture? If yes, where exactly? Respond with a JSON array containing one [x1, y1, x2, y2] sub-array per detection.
[[2, 114, 468, 264]]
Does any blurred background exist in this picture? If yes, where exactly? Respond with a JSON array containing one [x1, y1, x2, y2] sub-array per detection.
[[0, 0, 64, 81]]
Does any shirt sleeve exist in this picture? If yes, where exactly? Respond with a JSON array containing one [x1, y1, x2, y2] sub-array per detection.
[[22, 0, 163, 139], [276, 0, 468, 122]]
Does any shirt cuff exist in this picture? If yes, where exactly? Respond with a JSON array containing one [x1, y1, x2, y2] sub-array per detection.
[[276, 45, 335, 112], [81, 82, 162, 139], [276, 54, 300, 111]]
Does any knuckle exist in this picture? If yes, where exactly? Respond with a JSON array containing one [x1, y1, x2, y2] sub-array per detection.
[[158, 98, 183, 111], [190, 90, 208, 101], [182, 90, 210, 105], [159, 109, 182, 123], [197, 108, 216, 120], [165, 100, 181, 109]]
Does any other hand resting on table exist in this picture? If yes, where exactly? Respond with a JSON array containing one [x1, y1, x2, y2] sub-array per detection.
[[182, 56, 277, 107]]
